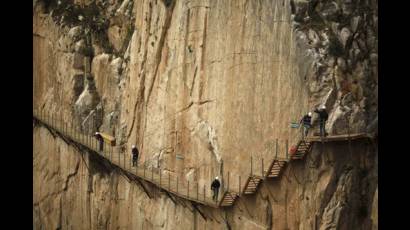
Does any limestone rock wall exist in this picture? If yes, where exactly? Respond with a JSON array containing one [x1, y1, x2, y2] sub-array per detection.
[[33, 122, 377, 229], [33, 0, 378, 229]]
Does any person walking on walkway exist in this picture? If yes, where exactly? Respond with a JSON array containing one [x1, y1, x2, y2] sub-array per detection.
[[211, 176, 221, 202], [131, 145, 139, 167], [314, 105, 329, 137], [94, 132, 104, 151], [300, 112, 312, 139]]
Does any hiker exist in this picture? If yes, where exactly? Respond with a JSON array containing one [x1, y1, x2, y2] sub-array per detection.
[[300, 112, 312, 139], [94, 132, 104, 151], [314, 105, 329, 137], [211, 177, 221, 202], [131, 145, 139, 167]]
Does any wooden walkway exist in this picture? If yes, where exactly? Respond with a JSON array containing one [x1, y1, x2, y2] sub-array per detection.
[[305, 133, 372, 142], [33, 109, 373, 208], [33, 110, 235, 208]]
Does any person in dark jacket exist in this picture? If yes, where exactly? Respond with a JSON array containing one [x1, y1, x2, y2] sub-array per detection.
[[211, 176, 221, 202], [314, 105, 329, 137], [300, 112, 312, 139], [131, 145, 139, 167], [94, 132, 104, 151]]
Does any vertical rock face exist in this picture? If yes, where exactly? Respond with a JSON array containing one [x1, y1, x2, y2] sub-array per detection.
[[33, 0, 377, 229], [291, 0, 378, 134]]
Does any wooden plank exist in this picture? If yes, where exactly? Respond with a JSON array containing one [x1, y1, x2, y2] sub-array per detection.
[[306, 133, 370, 142]]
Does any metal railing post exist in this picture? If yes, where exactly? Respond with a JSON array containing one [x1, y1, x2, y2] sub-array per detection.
[[250, 156, 253, 176], [262, 158, 264, 176], [110, 145, 112, 162], [70, 117, 73, 140], [203, 185, 206, 201], [227, 171, 230, 191], [239, 175, 241, 195], [151, 166, 154, 182], [275, 139, 278, 159], [54, 115, 58, 130], [159, 169, 162, 186], [143, 162, 146, 178], [108, 143, 111, 158], [187, 181, 189, 198], [50, 112, 53, 128], [286, 140, 289, 160], [46, 110, 49, 126], [197, 182, 199, 200], [123, 151, 126, 168], [176, 176, 179, 194], [106, 144, 109, 159], [135, 157, 138, 175]]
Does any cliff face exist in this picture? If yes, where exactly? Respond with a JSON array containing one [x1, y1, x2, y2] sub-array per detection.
[[33, 0, 378, 229]]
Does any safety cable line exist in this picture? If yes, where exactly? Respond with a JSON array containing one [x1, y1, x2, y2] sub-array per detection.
[[34, 107, 373, 209]]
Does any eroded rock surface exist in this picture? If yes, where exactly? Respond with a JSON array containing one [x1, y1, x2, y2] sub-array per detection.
[[33, 0, 377, 229]]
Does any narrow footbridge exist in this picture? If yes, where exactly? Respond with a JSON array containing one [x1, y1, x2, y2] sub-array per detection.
[[33, 110, 373, 208]]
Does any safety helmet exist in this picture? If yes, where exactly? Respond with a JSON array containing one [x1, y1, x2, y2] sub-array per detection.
[[308, 112, 312, 117], [132, 145, 136, 148], [95, 132, 99, 135], [215, 176, 219, 180], [321, 105, 326, 110]]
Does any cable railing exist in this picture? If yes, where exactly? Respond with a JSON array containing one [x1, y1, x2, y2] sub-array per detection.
[[32, 108, 299, 206], [33, 108, 371, 207], [33, 108, 229, 207]]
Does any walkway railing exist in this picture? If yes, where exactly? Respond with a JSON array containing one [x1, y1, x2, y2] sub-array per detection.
[[33, 109, 372, 208], [33, 109, 224, 207]]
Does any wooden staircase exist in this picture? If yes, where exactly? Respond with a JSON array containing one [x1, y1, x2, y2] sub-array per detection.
[[291, 140, 312, 160], [219, 192, 238, 206], [265, 158, 288, 178], [242, 176, 263, 195]]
